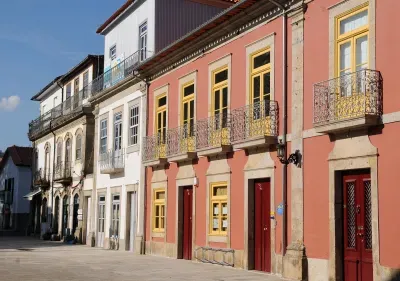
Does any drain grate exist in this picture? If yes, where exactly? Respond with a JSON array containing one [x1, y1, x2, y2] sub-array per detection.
[[17, 248, 34, 252]]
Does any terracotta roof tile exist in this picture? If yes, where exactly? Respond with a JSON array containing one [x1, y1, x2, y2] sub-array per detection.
[[0, 146, 33, 174]]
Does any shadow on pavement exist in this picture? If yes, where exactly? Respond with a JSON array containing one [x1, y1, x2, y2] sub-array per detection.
[[388, 271, 400, 281], [0, 236, 81, 250]]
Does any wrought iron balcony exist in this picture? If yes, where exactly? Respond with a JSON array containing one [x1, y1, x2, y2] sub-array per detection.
[[313, 69, 382, 134], [54, 161, 72, 184], [142, 134, 167, 166], [230, 101, 278, 149], [166, 124, 197, 162], [196, 113, 231, 156], [33, 168, 51, 189], [99, 149, 125, 174]]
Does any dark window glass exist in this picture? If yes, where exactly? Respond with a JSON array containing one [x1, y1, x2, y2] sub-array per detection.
[[263, 72, 270, 96], [183, 103, 188, 122], [253, 76, 260, 100], [190, 100, 194, 119], [214, 90, 220, 111], [157, 113, 162, 130], [215, 69, 228, 84], [184, 84, 194, 97], [158, 96, 167, 107], [222, 87, 228, 108], [254, 52, 270, 69]]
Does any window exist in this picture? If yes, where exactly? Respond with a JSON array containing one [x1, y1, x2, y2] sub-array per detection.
[[129, 105, 140, 146], [83, 71, 89, 88], [212, 67, 229, 129], [111, 194, 120, 237], [110, 45, 117, 60], [66, 83, 72, 99], [210, 183, 228, 235], [156, 94, 167, 144], [76, 135, 82, 160], [44, 147, 50, 174], [139, 22, 148, 61], [336, 6, 369, 96], [56, 142, 62, 165], [153, 189, 165, 232], [74, 77, 80, 95], [4, 178, 14, 205], [182, 82, 195, 137], [53, 97, 58, 108], [42, 105, 46, 115], [250, 49, 271, 117], [65, 138, 71, 163], [100, 119, 108, 154], [114, 112, 122, 151]]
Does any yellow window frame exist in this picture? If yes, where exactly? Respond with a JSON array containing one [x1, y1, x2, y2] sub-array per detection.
[[209, 182, 228, 236], [335, 4, 369, 76], [153, 188, 166, 232], [250, 48, 271, 105], [181, 81, 195, 131], [211, 65, 229, 117], [155, 93, 167, 140]]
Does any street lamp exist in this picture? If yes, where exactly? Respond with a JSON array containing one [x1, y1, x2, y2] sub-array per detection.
[[276, 140, 300, 166]]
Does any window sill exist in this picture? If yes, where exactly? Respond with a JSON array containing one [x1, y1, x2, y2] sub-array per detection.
[[208, 235, 227, 243], [152, 231, 165, 238]]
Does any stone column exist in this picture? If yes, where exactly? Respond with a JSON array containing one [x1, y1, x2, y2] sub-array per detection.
[[282, 6, 308, 281]]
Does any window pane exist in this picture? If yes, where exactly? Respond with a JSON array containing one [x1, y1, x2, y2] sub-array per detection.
[[212, 218, 219, 231], [222, 87, 228, 108], [215, 69, 228, 84], [356, 35, 368, 67], [253, 76, 260, 100], [158, 96, 167, 107], [190, 100, 194, 119], [340, 42, 352, 72], [184, 103, 188, 121], [214, 90, 220, 111], [162, 111, 166, 127], [155, 217, 159, 228], [253, 52, 270, 69], [156, 191, 165, 200], [263, 72, 270, 96], [340, 10, 368, 35], [212, 203, 219, 216], [157, 113, 162, 130], [184, 84, 194, 97], [155, 205, 160, 216], [221, 217, 228, 231], [213, 186, 227, 196]]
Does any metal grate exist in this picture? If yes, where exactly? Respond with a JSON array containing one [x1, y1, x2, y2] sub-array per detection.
[[364, 180, 372, 250], [347, 181, 356, 249]]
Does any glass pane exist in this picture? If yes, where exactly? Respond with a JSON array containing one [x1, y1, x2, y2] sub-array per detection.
[[184, 103, 188, 121], [222, 202, 228, 215], [253, 76, 260, 100], [253, 52, 270, 69], [184, 84, 194, 97], [263, 72, 270, 96], [157, 113, 162, 130], [213, 186, 227, 196], [214, 90, 220, 111], [162, 111, 166, 127], [340, 42, 352, 72], [155, 217, 159, 228], [222, 87, 228, 108], [158, 96, 167, 107], [155, 205, 160, 216], [340, 10, 368, 35], [215, 69, 228, 84], [190, 100, 194, 119], [161, 217, 164, 229], [156, 191, 165, 200], [356, 35, 368, 66], [221, 218, 228, 231], [161, 205, 165, 216], [212, 218, 219, 231], [212, 203, 219, 216]]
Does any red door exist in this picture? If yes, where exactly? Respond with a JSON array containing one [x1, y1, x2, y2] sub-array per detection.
[[183, 187, 193, 260], [343, 174, 373, 281], [254, 180, 271, 272]]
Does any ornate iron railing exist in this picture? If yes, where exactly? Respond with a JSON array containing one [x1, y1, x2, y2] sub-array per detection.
[[166, 124, 196, 157], [196, 113, 231, 151], [54, 161, 72, 181], [99, 149, 125, 171], [142, 134, 167, 162], [313, 69, 382, 125], [230, 101, 278, 143], [33, 168, 51, 187]]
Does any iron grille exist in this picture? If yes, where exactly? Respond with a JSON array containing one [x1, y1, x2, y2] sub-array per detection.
[[142, 134, 166, 162], [364, 180, 372, 250], [54, 161, 72, 181], [230, 101, 278, 143], [313, 69, 382, 125], [347, 181, 356, 249], [166, 124, 196, 157], [33, 168, 51, 187], [195, 113, 231, 151], [99, 149, 125, 171]]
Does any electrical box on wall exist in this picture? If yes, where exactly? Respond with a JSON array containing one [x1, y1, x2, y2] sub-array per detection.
[[193, 177, 198, 186]]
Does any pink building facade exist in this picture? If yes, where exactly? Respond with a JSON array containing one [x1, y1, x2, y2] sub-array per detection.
[[140, 0, 399, 280]]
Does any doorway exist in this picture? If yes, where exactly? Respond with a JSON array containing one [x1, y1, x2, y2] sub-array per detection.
[[54, 197, 60, 234], [97, 196, 105, 247], [129, 192, 138, 252], [62, 196, 69, 238], [342, 172, 373, 281], [178, 186, 193, 260]]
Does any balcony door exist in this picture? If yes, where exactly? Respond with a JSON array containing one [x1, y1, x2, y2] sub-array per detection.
[[113, 112, 122, 166], [212, 67, 229, 146], [156, 95, 167, 157], [181, 83, 195, 152], [97, 196, 105, 247]]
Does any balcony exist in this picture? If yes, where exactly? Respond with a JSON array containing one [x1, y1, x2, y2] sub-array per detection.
[[33, 169, 51, 189], [53, 161, 72, 184], [231, 101, 278, 149], [142, 134, 167, 167], [166, 124, 197, 162], [313, 69, 382, 134], [196, 114, 232, 157], [99, 149, 125, 174]]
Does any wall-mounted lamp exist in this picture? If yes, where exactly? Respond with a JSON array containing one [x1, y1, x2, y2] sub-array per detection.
[[276, 140, 300, 166]]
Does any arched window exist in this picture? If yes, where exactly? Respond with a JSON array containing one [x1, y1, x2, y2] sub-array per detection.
[[62, 196, 69, 237], [76, 135, 82, 160], [54, 196, 60, 233], [56, 142, 62, 165], [65, 138, 71, 164], [44, 146, 50, 175]]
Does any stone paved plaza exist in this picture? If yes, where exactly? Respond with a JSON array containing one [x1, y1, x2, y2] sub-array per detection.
[[0, 237, 286, 281]]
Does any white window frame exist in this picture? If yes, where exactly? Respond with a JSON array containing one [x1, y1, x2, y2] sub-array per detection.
[[110, 45, 117, 60], [129, 104, 140, 146], [114, 112, 122, 152], [139, 21, 148, 62], [100, 119, 108, 154], [76, 134, 82, 160]]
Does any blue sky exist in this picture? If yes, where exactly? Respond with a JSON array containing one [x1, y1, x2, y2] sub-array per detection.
[[0, 0, 126, 151]]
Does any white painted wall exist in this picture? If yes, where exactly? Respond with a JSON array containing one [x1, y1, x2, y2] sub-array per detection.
[[103, 0, 155, 70], [62, 65, 94, 101], [94, 86, 145, 244], [39, 87, 63, 116], [0, 156, 32, 215]]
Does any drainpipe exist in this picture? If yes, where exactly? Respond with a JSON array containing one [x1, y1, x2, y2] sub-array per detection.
[[268, 0, 288, 257]]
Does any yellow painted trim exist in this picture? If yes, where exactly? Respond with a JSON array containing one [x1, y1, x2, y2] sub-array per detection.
[[211, 66, 229, 117], [152, 188, 166, 232], [249, 47, 271, 105], [155, 93, 167, 140], [181, 81, 195, 127], [209, 182, 228, 236]]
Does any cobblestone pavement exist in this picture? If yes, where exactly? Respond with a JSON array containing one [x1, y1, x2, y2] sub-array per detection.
[[0, 237, 286, 281]]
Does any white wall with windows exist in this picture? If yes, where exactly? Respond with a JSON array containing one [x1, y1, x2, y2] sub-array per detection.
[[102, 0, 155, 71], [95, 84, 146, 248], [62, 65, 94, 102], [39, 87, 63, 116]]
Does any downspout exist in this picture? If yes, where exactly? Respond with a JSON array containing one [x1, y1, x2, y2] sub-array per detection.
[[268, 0, 288, 257]]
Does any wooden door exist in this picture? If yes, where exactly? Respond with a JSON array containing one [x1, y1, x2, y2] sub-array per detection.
[[254, 180, 271, 272], [182, 187, 193, 260], [343, 174, 373, 281]]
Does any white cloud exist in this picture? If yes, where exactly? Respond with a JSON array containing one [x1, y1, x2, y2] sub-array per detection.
[[0, 96, 21, 112]]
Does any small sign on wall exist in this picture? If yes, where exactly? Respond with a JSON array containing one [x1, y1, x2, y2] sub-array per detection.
[[277, 203, 284, 216]]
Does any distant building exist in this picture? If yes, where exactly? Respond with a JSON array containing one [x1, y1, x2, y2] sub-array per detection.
[[0, 146, 33, 234]]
